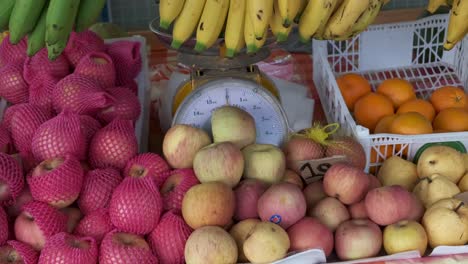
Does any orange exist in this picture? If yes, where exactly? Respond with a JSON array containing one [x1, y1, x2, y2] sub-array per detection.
[[354, 92, 394, 132], [397, 99, 436, 122], [374, 114, 397, 134], [433, 107, 468, 132], [389, 112, 433, 135], [430, 86, 467, 112], [376, 78, 416, 108], [336, 73, 372, 111]]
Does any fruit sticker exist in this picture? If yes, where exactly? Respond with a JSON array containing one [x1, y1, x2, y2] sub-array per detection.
[[269, 214, 282, 225]]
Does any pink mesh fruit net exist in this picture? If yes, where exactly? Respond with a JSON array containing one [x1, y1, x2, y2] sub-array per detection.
[[23, 49, 70, 85], [0, 124, 10, 152], [0, 206, 7, 245], [7, 240, 39, 264], [27, 155, 84, 208], [74, 52, 116, 89], [0, 36, 27, 67], [31, 111, 87, 161], [108, 176, 162, 235], [10, 103, 53, 156], [97, 87, 141, 124], [64, 31, 106, 67], [99, 230, 159, 264], [2, 104, 23, 132], [0, 64, 29, 104], [74, 209, 114, 243], [123, 153, 170, 187], [38, 232, 98, 264], [0, 153, 24, 206], [89, 119, 138, 170], [148, 210, 192, 264], [28, 75, 60, 115], [52, 74, 113, 116], [160, 169, 199, 212], [77, 168, 122, 215], [79, 115, 102, 145], [20, 201, 67, 238], [121, 79, 138, 95], [19, 151, 39, 173], [106, 41, 142, 85]]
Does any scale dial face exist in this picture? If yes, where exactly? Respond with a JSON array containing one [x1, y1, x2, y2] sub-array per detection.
[[172, 78, 290, 147]]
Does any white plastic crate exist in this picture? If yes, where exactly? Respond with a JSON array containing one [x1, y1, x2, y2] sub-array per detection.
[[313, 14, 468, 173], [0, 35, 150, 153]]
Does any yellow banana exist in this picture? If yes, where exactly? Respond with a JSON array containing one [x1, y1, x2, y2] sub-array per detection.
[[444, 0, 468, 50], [245, 3, 257, 54], [294, 0, 308, 23], [313, 0, 344, 40], [299, 0, 341, 42], [159, 0, 185, 30], [324, 0, 371, 39], [277, 0, 302, 27], [350, 0, 383, 35], [171, 0, 206, 49], [270, 0, 292, 42], [194, 0, 229, 53], [247, 0, 274, 40], [254, 26, 268, 50], [427, 0, 450, 13], [225, 0, 246, 57]]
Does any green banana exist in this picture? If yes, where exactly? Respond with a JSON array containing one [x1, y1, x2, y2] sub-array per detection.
[[9, 0, 47, 44], [27, 4, 48, 57], [46, 0, 81, 46], [46, 34, 67, 61], [75, 0, 107, 32], [0, 0, 15, 31]]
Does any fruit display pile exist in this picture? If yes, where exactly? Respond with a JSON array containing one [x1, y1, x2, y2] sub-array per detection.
[[337, 74, 468, 134], [160, 0, 388, 57]]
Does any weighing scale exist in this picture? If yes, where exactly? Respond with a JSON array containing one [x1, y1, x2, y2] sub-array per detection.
[[151, 18, 315, 147]]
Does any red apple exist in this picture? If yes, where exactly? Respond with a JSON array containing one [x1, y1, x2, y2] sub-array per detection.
[[0, 180, 11, 204], [287, 217, 334, 257], [233, 179, 268, 221], [303, 180, 326, 210], [348, 200, 368, 219], [257, 182, 306, 229], [14, 212, 47, 250], [160, 169, 200, 212], [283, 136, 324, 174], [7, 186, 33, 219], [123, 153, 171, 187], [323, 163, 370, 205], [60, 207, 83, 233], [368, 174, 382, 190], [38, 232, 98, 264], [365, 185, 413, 226], [99, 230, 158, 264], [0, 241, 38, 264], [408, 193, 425, 222], [325, 136, 366, 170], [74, 209, 114, 244], [335, 219, 383, 260], [0, 153, 24, 206], [310, 197, 350, 231], [282, 169, 304, 189]]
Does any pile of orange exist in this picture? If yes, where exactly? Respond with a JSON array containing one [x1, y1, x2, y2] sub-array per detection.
[[336, 73, 468, 135]]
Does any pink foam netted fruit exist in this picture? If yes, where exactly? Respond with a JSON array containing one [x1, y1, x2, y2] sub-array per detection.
[[99, 230, 158, 264], [109, 176, 162, 235], [64, 30, 106, 67], [0, 124, 10, 152], [0, 36, 27, 67], [75, 52, 116, 88], [38, 232, 98, 264], [28, 75, 60, 114], [106, 40, 142, 85], [27, 155, 84, 209], [79, 115, 102, 144], [148, 209, 192, 264], [2, 105, 23, 132], [52, 74, 113, 116], [0, 64, 29, 104], [16, 201, 67, 242], [74, 209, 114, 244], [77, 168, 122, 215], [97, 87, 141, 124], [89, 119, 138, 170], [121, 79, 138, 95], [31, 111, 87, 161], [23, 49, 70, 85], [0, 206, 7, 245], [7, 240, 39, 264], [123, 153, 170, 187], [0, 153, 24, 206], [10, 103, 53, 156], [160, 169, 200, 212]]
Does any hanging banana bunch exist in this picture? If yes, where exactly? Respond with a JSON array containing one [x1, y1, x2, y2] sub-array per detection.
[[428, 0, 468, 50]]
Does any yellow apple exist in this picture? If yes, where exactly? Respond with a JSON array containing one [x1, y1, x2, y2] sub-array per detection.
[[417, 146, 465, 183], [458, 172, 468, 192], [229, 219, 260, 263], [463, 153, 468, 171], [377, 156, 418, 191], [242, 144, 286, 184], [383, 220, 428, 256], [413, 174, 460, 209], [211, 106, 256, 149], [243, 222, 290, 263], [422, 198, 468, 248]]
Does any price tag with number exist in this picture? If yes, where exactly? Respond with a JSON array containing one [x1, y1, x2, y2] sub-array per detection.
[[294, 156, 348, 185]]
